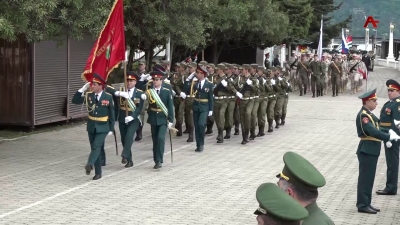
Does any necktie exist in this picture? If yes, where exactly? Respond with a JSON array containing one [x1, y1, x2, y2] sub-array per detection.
[[157, 89, 160, 95], [95, 94, 98, 103], [128, 89, 130, 98]]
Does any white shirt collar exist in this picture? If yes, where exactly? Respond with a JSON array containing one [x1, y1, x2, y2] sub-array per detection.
[[95, 91, 103, 99]]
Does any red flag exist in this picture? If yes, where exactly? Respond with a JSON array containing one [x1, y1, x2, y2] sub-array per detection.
[[81, 0, 126, 82], [358, 67, 367, 80]]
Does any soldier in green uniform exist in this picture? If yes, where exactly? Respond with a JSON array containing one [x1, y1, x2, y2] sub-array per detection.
[[309, 55, 325, 98], [71, 74, 115, 180], [145, 70, 174, 169], [328, 57, 342, 97], [281, 70, 292, 125], [355, 88, 400, 213], [274, 67, 287, 128], [249, 64, 260, 140], [255, 182, 309, 225], [184, 65, 214, 152], [276, 151, 335, 224], [233, 65, 242, 135], [223, 64, 239, 139], [266, 69, 277, 133], [171, 63, 187, 136], [183, 62, 198, 142], [376, 80, 400, 196], [238, 64, 256, 144], [296, 55, 310, 96], [112, 72, 145, 167], [256, 67, 268, 136], [205, 63, 216, 135], [135, 60, 148, 141]]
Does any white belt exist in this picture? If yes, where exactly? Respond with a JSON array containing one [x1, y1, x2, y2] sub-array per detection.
[[227, 96, 235, 99], [262, 96, 269, 99], [186, 95, 195, 98], [254, 96, 259, 98], [285, 93, 288, 95], [242, 97, 254, 100], [215, 96, 227, 99], [268, 95, 276, 98]]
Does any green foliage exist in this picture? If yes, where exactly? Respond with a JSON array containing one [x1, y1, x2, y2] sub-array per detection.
[[333, 0, 400, 38], [0, 0, 113, 42]]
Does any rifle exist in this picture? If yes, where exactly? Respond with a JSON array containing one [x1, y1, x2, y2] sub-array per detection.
[[348, 62, 360, 74], [288, 58, 298, 72]]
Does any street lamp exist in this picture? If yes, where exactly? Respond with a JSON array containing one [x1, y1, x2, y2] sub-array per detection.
[[372, 29, 378, 54], [365, 28, 369, 51]]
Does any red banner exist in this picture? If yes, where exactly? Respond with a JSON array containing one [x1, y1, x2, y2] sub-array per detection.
[[81, 0, 126, 82]]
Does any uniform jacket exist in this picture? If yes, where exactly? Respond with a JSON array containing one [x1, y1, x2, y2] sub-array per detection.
[[146, 83, 174, 126], [72, 91, 115, 133], [184, 78, 214, 113], [302, 202, 335, 225], [379, 96, 400, 134], [117, 87, 144, 124], [356, 106, 390, 156]]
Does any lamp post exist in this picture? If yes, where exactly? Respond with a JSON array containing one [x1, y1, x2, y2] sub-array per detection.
[[387, 23, 395, 61], [372, 29, 377, 54], [365, 28, 369, 51]]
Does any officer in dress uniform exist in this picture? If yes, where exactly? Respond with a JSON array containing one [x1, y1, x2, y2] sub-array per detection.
[[276, 152, 334, 224], [355, 88, 400, 213], [205, 63, 216, 135], [135, 60, 147, 141], [376, 80, 400, 196], [184, 65, 214, 152], [112, 72, 146, 167], [254, 183, 309, 225], [145, 70, 174, 169], [71, 74, 115, 180]]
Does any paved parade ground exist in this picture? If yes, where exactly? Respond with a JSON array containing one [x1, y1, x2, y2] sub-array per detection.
[[1, 66, 400, 225]]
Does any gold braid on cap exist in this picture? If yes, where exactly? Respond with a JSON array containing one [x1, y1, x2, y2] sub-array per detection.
[[280, 172, 289, 181]]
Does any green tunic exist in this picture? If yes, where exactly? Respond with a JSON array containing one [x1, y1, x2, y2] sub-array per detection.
[[302, 203, 335, 225]]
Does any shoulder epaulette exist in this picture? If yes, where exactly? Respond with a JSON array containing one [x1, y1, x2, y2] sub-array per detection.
[[137, 89, 143, 92], [104, 92, 112, 96], [162, 87, 170, 91], [396, 99, 400, 102], [361, 110, 367, 114], [107, 85, 115, 89], [86, 91, 93, 94]]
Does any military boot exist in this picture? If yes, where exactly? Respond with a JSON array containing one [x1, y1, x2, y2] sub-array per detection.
[[275, 116, 280, 129], [312, 91, 315, 98], [267, 120, 273, 132], [187, 128, 194, 142], [224, 127, 231, 139], [320, 89, 324, 96], [176, 122, 183, 136], [241, 131, 247, 145], [245, 129, 250, 143], [256, 125, 265, 137], [303, 86, 307, 95], [135, 125, 143, 141], [280, 114, 286, 125], [234, 122, 240, 135], [299, 89, 303, 96], [249, 128, 256, 140], [217, 129, 224, 143], [205, 121, 214, 134], [317, 90, 320, 97]]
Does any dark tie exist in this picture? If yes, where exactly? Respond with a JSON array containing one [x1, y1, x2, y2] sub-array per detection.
[[198, 83, 200, 89], [157, 89, 160, 95], [128, 89, 130, 98], [95, 94, 98, 103]]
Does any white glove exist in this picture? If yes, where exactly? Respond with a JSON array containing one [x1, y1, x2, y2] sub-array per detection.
[[262, 78, 266, 85], [146, 75, 152, 80], [278, 77, 283, 81], [193, 77, 198, 81], [78, 82, 91, 92], [108, 131, 113, 136], [141, 94, 147, 100], [139, 74, 147, 81], [394, 119, 400, 128], [236, 92, 243, 99], [180, 92, 187, 99], [168, 122, 173, 129], [187, 73, 195, 80], [271, 79, 276, 85], [208, 111, 213, 116], [172, 90, 176, 96], [287, 82, 291, 86], [119, 91, 129, 99], [221, 80, 228, 87], [164, 78, 170, 83], [389, 129, 400, 141], [115, 91, 121, 96], [386, 141, 393, 148], [360, 76, 363, 80], [246, 79, 252, 85], [125, 116, 134, 123]]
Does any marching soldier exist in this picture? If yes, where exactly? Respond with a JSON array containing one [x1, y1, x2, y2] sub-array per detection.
[[254, 183, 309, 225], [249, 64, 260, 140], [287, 50, 298, 91], [223, 64, 237, 139], [281, 69, 292, 125], [170, 63, 187, 136], [71, 74, 115, 180], [184, 65, 214, 152], [238, 64, 256, 144], [266, 69, 277, 133], [276, 151, 335, 224], [233, 65, 243, 135], [113, 72, 146, 167], [256, 67, 269, 136], [263, 53, 271, 70], [145, 70, 174, 169], [376, 80, 400, 196], [323, 55, 332, 95], [205, 64, 216, 134], [135, 60, 148, 141], [328, 57, 342, 97], [296, 54, 310, 96], [183, 62, 198, 141], [213, 64, 242, 143], [341, 54, 349, 92], [309, 55, 325, 98], [356, 88, 400, 213], [274, 67, 288, 128], [348, 54, 361, 94]]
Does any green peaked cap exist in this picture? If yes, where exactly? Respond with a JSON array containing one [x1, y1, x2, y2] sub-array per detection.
[[254, 183, 309, 221], [276, 152, 326, 191]]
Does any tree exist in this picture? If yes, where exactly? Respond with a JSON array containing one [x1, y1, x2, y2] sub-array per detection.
[[307, 0, 351, 48], [0, 0, 113, 42]]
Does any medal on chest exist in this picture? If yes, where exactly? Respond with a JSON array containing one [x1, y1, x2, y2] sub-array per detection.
[[386, 108, 391, 115]]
